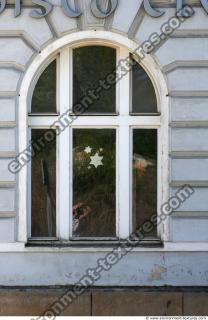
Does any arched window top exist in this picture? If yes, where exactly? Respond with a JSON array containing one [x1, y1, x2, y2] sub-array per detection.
[[31, 59, 57, 114], [131, 57, 157, 114], [30, 44, 158, 115]]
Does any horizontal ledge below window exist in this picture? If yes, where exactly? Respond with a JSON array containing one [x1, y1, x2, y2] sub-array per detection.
[[28, 113, 60, 116], [28, 237, 58, 241], [26, 239, 163, 248], [130, 112, 161, 116], [71, 237, 118, 241], [29, 113, 161, 117], [69, 113, 119, 116]]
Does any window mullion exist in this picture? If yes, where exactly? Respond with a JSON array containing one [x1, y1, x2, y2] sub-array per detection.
[[118, 46, 131, 239], [118, 125, 130, 239], [58, 47, 70, 240], [118, 47, 130, 116]]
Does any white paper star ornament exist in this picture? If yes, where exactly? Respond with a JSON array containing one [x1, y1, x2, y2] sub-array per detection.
[[90, 153, 103, 168], [84, 146, 92, 154]]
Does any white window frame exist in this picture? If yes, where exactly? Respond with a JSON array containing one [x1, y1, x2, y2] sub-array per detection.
[[18, 31, 169, 244]]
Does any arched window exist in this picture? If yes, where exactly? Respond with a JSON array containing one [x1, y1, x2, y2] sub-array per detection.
[[28, 43, 161, 242]]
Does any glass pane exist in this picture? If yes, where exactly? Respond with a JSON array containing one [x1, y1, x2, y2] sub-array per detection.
[[73, 129, 116, 238], [132, 59, 157, 113], [31, 129, 56, 237], [31, 60, 57, 113], [133, 129, 157, 237], [73, 46, 116, 114]]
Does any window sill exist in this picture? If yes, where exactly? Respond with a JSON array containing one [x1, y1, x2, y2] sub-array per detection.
[[26, 238, 163, 249], [129, 112, 161, 116], [69, 112, 119, 116], [28, 113, 60, 116]]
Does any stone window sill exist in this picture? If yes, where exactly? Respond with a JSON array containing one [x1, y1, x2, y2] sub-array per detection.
[[26, 238, 163, 248]]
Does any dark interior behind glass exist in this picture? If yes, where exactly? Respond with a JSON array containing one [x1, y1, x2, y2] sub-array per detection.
[[132, 59, 157, 114], [31, 60, 57, 114], [31, 129, 56, 237], [73, 46, 116, 114], [133, 129, 157, 237], [73, 129, 116, 238]]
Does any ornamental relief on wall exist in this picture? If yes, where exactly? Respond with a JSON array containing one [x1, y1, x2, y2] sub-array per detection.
[[1, 0, 208, 19]]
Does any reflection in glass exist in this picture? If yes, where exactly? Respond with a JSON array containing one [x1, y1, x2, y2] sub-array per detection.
[[73, 129, 116, 237], [133, 129, 157, 237], [73, 46, 116, 114], [31, 60, 57, 113], [132, 59, 157, 113], [31, 129, 56, 237]]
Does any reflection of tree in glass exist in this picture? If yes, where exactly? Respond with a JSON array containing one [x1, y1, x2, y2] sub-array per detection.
[[73, 129, 116, 237]]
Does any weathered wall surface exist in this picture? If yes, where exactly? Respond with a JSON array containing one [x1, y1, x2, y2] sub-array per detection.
[[0, 251, 207, 286], [0, 288, 208, 316], [0, 0, 207, 286]]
